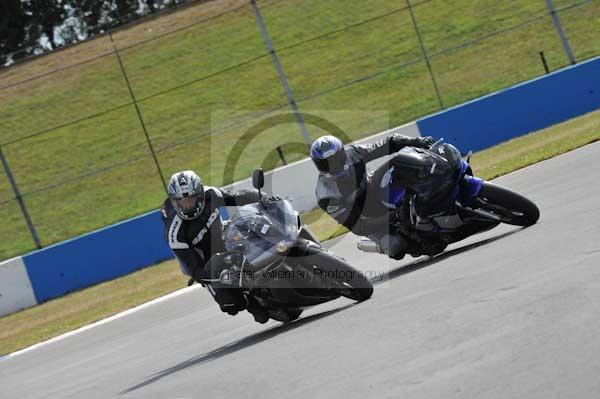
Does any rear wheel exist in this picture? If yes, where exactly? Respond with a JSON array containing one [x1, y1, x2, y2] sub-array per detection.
[[477, 182, 540, 226]]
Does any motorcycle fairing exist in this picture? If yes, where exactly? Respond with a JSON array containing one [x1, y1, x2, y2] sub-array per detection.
[[379, 166, 406, 209]]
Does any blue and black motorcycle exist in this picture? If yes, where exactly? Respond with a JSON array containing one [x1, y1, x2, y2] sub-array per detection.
[[358, 139, 540, 256]]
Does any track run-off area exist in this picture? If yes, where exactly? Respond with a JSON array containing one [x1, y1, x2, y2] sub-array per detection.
[[2, 142, 600, 399]]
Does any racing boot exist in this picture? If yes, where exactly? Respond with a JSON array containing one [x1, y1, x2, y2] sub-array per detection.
[[246, 296, 269, 324], [420, 239, 448, 256], [377, 233, 409, 260], [405, 237, 423, 258], [267, 309, 293, 323]]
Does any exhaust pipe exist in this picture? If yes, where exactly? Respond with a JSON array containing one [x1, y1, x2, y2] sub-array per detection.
[[356, 238, 380, 253]]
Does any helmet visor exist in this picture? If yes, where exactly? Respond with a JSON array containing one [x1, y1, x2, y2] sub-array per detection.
[[313, 148, 347, 177], [171, 193, 204, 219]]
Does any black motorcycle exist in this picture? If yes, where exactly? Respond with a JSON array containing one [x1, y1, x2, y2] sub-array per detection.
[[358, 140, 540, 256], [219, 169, 373, 323]]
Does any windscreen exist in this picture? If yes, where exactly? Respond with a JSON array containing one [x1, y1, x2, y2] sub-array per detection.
[[223, 200, 299, 266]]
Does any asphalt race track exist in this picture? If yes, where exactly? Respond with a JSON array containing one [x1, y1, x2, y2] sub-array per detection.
[[2, 142, 600, 399]]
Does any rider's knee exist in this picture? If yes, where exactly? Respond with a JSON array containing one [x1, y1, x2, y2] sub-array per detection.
[[378, 234, 408, 260]]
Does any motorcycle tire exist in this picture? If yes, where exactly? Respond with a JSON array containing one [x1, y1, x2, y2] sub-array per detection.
[[477, 182, 540, 226], [296, 245, 374, 302]]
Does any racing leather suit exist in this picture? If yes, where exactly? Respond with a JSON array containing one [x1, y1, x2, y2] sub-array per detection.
[[315, 134, 434, 258], [161, 186, 260, 314]]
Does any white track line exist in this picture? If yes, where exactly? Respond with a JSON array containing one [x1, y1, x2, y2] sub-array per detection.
[[0, 284, 201, 361]]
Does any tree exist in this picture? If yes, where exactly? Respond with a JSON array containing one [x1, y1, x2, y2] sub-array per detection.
[[146, 0, 157, 13], [24, 0, 68, 50], [0, 0, 29, 64], [69, 0, 112, 36], [113, 0, 138, 24], [0, 0, 193, 66]]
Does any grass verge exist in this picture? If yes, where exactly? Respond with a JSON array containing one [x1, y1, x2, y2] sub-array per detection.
[[1, 107, 600, 355]]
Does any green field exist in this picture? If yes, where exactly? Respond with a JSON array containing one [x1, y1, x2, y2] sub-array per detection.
[[0, 0, 599, 260], [1, 107, 600, 356]]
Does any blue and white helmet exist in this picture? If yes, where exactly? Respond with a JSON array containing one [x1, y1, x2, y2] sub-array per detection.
[[167, 170, 205, 220], [309, 135, 348, 178]]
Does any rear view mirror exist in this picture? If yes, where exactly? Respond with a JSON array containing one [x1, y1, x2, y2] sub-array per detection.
[[252, 168, 264, 190]]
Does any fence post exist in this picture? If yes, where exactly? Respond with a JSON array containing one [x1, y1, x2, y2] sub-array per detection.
[[276, 145, 288, 165], [0, 145, 42, 249], [109, 32, 168, 193], [249, 0, 312, 148], [545, 0, 576, 65], [539, 51, 550, 74], [406, 0, 444, 109]]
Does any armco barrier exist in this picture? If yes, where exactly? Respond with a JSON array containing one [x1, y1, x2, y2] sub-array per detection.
[[417, 56, 600, 152], [4, 55, 600, 316], [22, 210, 172, 304]]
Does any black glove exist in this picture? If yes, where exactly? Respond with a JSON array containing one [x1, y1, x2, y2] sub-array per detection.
[[415, 136, 435, 148], [390, 134, 434, 151], [228, 245, 246, 267]]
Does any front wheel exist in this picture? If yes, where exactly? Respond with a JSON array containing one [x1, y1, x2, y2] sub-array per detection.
[[476, 182, 540, 226], [294, 244, 373, 302]]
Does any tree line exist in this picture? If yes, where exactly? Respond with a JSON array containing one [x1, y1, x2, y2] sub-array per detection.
[[0, 0, 196, 66]]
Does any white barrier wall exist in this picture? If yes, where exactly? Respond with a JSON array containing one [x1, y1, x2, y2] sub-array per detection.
[[224, 121, 421, 213], [0, 257, 38, 316]]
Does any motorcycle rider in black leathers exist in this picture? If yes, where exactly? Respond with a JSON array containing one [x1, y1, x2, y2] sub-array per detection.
[[310, 133, 452, 259], [161, 170, 275, 323]]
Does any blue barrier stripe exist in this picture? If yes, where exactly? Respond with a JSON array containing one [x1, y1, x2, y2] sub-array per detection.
[[22, 210, 173, 303], [416, 55, 600, 153], [418, 55, 600, 123]]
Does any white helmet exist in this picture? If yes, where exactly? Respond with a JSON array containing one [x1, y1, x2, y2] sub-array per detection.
[[167, 170, 205, 220]]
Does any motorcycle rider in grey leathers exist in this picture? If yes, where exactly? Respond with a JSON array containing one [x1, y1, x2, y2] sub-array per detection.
[[310, 133, 452, 259]]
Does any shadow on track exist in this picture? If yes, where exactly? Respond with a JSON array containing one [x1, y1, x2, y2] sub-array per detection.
[[372, 228, 524, 285], [120, 302, 357, 395], [121, 229, 521, 395]]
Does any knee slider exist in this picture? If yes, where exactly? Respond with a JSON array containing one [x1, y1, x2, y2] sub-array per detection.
[[378, 234, 408, 260]]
